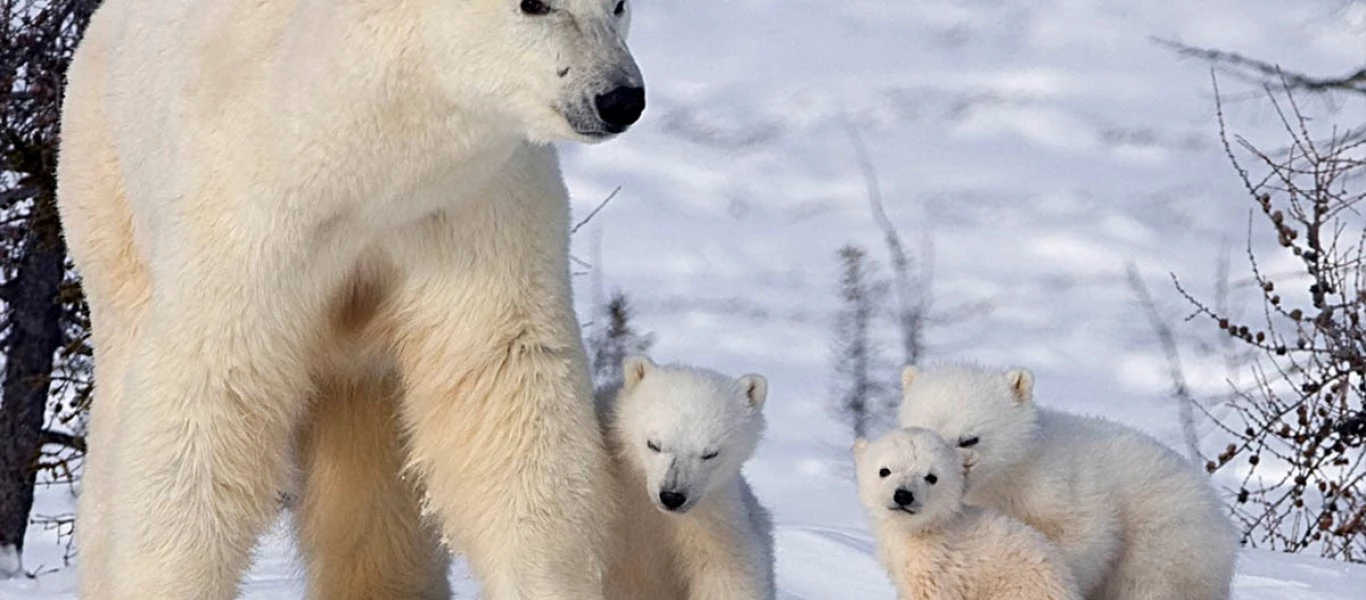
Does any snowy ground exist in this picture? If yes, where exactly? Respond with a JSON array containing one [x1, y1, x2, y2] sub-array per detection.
[[5, 0, 1366, 597]]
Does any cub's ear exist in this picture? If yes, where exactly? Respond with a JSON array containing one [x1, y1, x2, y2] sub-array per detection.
[[623, 355, 655, 392], [739, 374, 768, 410], [959, 448, 980, 476], [900, 365, 919, 392], [853, 438, 869, 458], [1006, 368, 1034, 405]]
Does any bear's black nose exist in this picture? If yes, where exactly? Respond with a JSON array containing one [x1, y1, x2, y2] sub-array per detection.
[[893, 488, 915, 507], [659, 490, 687, 511], [595, 86, 646, 132]]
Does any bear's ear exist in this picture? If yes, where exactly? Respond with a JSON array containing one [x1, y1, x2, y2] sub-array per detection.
[[622, 355, 655, 392], [739, 374, 768, 410], [853, 438, 869, 458], [959, 448, 980, 475], [1006, 368, 1034, 405], [900, 365, 919, 392]]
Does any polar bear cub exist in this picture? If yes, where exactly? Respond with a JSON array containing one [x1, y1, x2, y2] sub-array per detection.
[[898, 364, 1238, 599], [855, 427, 1081, 600], [597, 356, 775, 600]]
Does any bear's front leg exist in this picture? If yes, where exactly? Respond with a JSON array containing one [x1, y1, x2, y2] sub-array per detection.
[[391, 296, 612, 599], [387, 157, 613, 599]]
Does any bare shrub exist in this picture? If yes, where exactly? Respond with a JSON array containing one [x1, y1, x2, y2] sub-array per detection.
[[587, 290, 656, 397], [1176, 81, 1365, 562], [843, 122, 933, 367]]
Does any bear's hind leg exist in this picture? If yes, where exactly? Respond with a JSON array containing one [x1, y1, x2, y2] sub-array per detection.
[[1099, 528, 1234, 600], [55, 33, 146, 598], [294, 374, 451, 600], [100, 259, 319, 599]]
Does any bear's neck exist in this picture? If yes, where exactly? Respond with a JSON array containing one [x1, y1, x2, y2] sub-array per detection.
[[877, 509, 976, 599], [275, 2, 524, 194], [879, 504, 961, 541]]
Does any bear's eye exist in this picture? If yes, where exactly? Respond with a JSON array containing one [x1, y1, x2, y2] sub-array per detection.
[[878, 468, 891, 478], [958, 436, 980, 448], [647, 440, 661, 453], [925, 473, 938, 485], [614, 0, 626, 16], [701, 450, 719, 460], [520, 0, 552, 16]]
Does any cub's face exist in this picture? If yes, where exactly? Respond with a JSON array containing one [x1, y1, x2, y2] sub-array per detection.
[[418, 0, 645, 143], [614, 357, 767, 515], [854, 427, 966, 532], [897, 366, 1038, 488]]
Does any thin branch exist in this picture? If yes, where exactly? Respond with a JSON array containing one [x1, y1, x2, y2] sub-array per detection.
[[570, 186, 621, 234], [1126, 263, 1203, 463], [39, 429, 84, 453], [843, 118, 924, 365], [1156, 38, 1366, 94]]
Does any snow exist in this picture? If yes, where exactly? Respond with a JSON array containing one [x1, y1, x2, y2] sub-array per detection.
[[4, 0, 1365, 597], [0, 545, 19, 581]]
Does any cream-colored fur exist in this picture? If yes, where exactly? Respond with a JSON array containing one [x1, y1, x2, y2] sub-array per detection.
[[599, 357, 775, 600], [855, 428, 1081, 600], [899, 364, 1238, 600], [292, 374, 450, 599], [57, 0, 645, 598]]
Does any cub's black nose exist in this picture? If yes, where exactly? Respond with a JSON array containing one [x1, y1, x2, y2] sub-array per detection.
[[659, 490, 687, 511], [893, 489, 915, 507], [595, 86, 646, 132]]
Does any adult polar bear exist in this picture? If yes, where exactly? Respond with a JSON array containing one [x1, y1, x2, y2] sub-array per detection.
[[56, 0, 645, 598]]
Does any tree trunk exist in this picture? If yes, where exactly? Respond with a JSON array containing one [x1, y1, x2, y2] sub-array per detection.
[[0, 193, 66, 577]]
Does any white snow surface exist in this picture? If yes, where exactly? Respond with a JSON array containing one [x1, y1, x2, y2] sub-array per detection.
[[0, 546, 20, 582], [4, 0, 1366, 597]]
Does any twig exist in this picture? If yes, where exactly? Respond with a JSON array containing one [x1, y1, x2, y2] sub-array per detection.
[[39, 429, 85, 452], [570, 187, 621, 234], [1156, 38, 1366, 94], [1126, 263, 1203, 463]]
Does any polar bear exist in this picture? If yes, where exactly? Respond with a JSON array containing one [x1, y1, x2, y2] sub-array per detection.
[[854, 427, 1081, 600], [898, 364, 1238, 600], [56, 0, 647, 598], [596, 356, 775, 600]]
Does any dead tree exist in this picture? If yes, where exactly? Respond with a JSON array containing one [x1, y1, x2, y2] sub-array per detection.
[[831, 244, 892, 438], [844, 121, 932, 367], [0, 0, 97, 576]]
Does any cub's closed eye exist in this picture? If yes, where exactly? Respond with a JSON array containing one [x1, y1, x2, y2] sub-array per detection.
[[925, 473, 938, 485], [878, 468, 891, 478], [958, 436, 980, 448], [614, 1, 626, 16], [701, 451, 719, 460], [520, 0, 552, 16], [647, 440, 661, 452]]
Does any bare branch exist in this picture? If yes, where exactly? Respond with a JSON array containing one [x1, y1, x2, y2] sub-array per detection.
[[1156, 38, 1366, 95], [1126, 263, 1203, 463], [38, 429, 84, 453], [570, 186, 621, 234]]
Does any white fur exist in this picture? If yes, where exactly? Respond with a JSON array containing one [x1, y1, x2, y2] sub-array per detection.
[[898, 364, 1239, 600], [854, 427, 1081, 600], [599, 356, 775, 600], [57, 0, 644, 598]]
